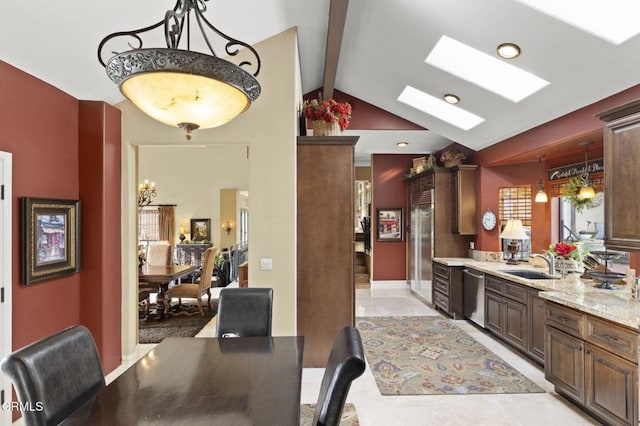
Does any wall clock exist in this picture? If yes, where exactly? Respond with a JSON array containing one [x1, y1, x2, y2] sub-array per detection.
[[481, 209, 497, 231]]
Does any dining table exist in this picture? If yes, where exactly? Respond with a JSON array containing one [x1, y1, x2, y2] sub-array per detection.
[[62, 336, 305, 425], [138, 264, 199, 319]]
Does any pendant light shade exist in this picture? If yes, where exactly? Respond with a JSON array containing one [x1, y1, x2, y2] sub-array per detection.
[[578, 142, 595, 199], [98, 1, 261, 140], [534, 155, 548, 203]]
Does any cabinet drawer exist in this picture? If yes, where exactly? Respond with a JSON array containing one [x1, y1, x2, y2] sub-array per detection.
[[546, 303, 586, 338], [433, 262, 449, 279], [485, 275, 504, 294], [586, 316, 639, 363], [434, 290, 450, 312], [433, 276, 449, 295], [504, 281, 527, 304]]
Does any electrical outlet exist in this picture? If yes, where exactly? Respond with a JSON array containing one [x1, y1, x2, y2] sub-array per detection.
[[260, 258, 273, 270]]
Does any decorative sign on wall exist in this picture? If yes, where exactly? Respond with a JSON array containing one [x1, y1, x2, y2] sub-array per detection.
[[547, 158, 603, 182]]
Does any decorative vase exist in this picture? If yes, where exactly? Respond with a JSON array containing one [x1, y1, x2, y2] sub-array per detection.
[[312, 120, 340, 136]]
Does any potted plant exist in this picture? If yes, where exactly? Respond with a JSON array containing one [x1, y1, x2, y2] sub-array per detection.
[[303, 95, 352, 136], [440, 150, 466, 167]]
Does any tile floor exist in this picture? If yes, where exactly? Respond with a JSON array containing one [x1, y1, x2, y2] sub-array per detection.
[[90, 286, 601, 425]]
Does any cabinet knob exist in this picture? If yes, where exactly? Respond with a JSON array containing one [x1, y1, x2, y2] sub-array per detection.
[[575, 346, 582, 352]]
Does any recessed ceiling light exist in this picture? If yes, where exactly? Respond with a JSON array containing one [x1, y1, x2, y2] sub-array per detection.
[[443, 94, 460, 104], [515, 0, 640, 45], [497, 43, 521, 59], [398, 85, 485, 131], [425, 35, 549, 102], [396, 141, 409, 147]]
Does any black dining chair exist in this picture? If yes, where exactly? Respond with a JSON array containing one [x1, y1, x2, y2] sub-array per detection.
[[216, 287, 273, 337], [312, 326, 366, 426], [0, 325, 105, 426]]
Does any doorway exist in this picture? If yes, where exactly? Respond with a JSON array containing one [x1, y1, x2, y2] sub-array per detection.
[[0, 151, 12, 424]]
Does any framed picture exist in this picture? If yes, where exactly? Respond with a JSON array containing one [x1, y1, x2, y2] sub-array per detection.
[[21, 197, 81, 285], [190, 218, 211, 242], [376, 208, 403, 241]]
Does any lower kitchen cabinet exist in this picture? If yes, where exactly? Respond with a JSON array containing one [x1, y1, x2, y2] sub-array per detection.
[[528, 289, 546, 364], [432, 262, 464, 320], [484, 275, 528, 354], [545, 301, 638, 425]]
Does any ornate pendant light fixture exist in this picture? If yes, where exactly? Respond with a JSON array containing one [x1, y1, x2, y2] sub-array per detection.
[[578, 142, 596, 199], [98, 0, 261, 140], [534, 155, 548, 203]]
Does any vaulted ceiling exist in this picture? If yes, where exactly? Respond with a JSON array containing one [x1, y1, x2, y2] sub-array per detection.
[[4, 0, 640, 164]]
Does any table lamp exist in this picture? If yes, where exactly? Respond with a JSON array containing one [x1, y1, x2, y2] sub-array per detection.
[[499, 219, 529, 265]]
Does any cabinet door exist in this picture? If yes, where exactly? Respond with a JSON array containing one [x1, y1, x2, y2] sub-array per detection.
[[450, 165, 477, 235], [528, 290, 545, 364], [601, 105, 640, 251], [503, 299, 527, 351], [545, 327, 585, 404], [485, 292, 503, 335], [585, 343, 637, 426]]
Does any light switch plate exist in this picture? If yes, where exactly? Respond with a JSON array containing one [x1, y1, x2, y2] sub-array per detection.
[[260, 257, 273, 270]]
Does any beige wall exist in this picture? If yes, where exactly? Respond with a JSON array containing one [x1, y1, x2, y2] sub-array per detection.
[[220, 188, 237, 249], [120, 28, 301, 353]]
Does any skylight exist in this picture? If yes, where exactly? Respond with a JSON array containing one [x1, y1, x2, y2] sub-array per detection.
[[397, 86, 484, 131], [516, 0, 640, 45], [425, 35, 549, 102]]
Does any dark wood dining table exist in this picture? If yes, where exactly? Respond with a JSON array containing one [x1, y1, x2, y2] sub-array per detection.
[[138, 264, 199, 319], [62, 336, 305, 425]]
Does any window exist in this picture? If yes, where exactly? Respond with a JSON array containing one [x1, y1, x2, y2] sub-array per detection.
[[239, 208, 249, 244], [499, 186, 532, 259], [138, 207, 159, 247]]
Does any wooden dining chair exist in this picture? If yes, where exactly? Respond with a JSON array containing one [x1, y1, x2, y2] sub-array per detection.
[[0, 325, 105, 426], [139, 243, 173, 317], [164, 246, 217, 316], [311, 326, 366, 426], [216, 288, 273, 337]]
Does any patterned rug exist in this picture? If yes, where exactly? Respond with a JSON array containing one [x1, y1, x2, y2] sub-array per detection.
[[139, 301, 217, 344], [356, 316, 545, 395], [300, 403, 359, 425]]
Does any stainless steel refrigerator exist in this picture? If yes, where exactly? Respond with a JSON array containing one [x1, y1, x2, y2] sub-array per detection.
[[408, 189, 433, 304]]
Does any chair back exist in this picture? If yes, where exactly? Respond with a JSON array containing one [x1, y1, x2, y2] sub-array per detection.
[[216, 288, 273, 337], [0, 325, 105, 426], [313, 326, 366, 426], [198, 246, 217, 293], [146, 243, 172, 266]]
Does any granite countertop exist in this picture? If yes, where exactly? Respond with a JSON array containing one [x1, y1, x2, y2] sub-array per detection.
[[434, 257, 640, 330]]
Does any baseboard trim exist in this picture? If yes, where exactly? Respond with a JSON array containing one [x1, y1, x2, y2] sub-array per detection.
[[370, 280, 410, 289]]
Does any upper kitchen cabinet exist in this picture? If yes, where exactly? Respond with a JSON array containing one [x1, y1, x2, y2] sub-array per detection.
[[598, 100, 640, 252], [450, 165, 478, 235]]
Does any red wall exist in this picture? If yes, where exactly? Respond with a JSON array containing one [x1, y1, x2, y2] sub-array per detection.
[[0, 61, 122, 375], [371, 154, 415, 281]]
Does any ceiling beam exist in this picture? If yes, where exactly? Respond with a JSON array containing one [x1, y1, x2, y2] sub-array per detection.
[[322, 0, 349, 101]]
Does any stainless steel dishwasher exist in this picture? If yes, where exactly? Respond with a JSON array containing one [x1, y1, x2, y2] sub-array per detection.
[[463, 268, 485, 327]]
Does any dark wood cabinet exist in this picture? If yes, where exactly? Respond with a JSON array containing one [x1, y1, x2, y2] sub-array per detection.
[[598, 100, 640, 251], [484, 275, 527, 353], [297, 136, 358, 368], [545, 301, 638, 425], [432, 262, 464, 319], [450, 165, 477, 235], [528, 289, 546, 365]]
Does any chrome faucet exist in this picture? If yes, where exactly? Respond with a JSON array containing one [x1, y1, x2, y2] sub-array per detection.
[[531, 253, 556, 277]]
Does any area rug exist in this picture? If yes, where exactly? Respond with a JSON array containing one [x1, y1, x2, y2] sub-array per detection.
[[356, 316, 545, 395], [139, 301, 217, 344], [300, 403, 359, 425]]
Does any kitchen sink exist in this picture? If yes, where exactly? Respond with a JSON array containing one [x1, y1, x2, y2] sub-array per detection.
[[499, 270, 554, 279]]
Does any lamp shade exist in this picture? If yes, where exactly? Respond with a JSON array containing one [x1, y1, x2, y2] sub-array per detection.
[[578, 185, 596, 199], [535, 189, 548, 203], [499, 219, 529, 240]]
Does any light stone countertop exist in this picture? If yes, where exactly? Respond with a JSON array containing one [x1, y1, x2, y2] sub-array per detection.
[[433, 257, 640, 330]]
